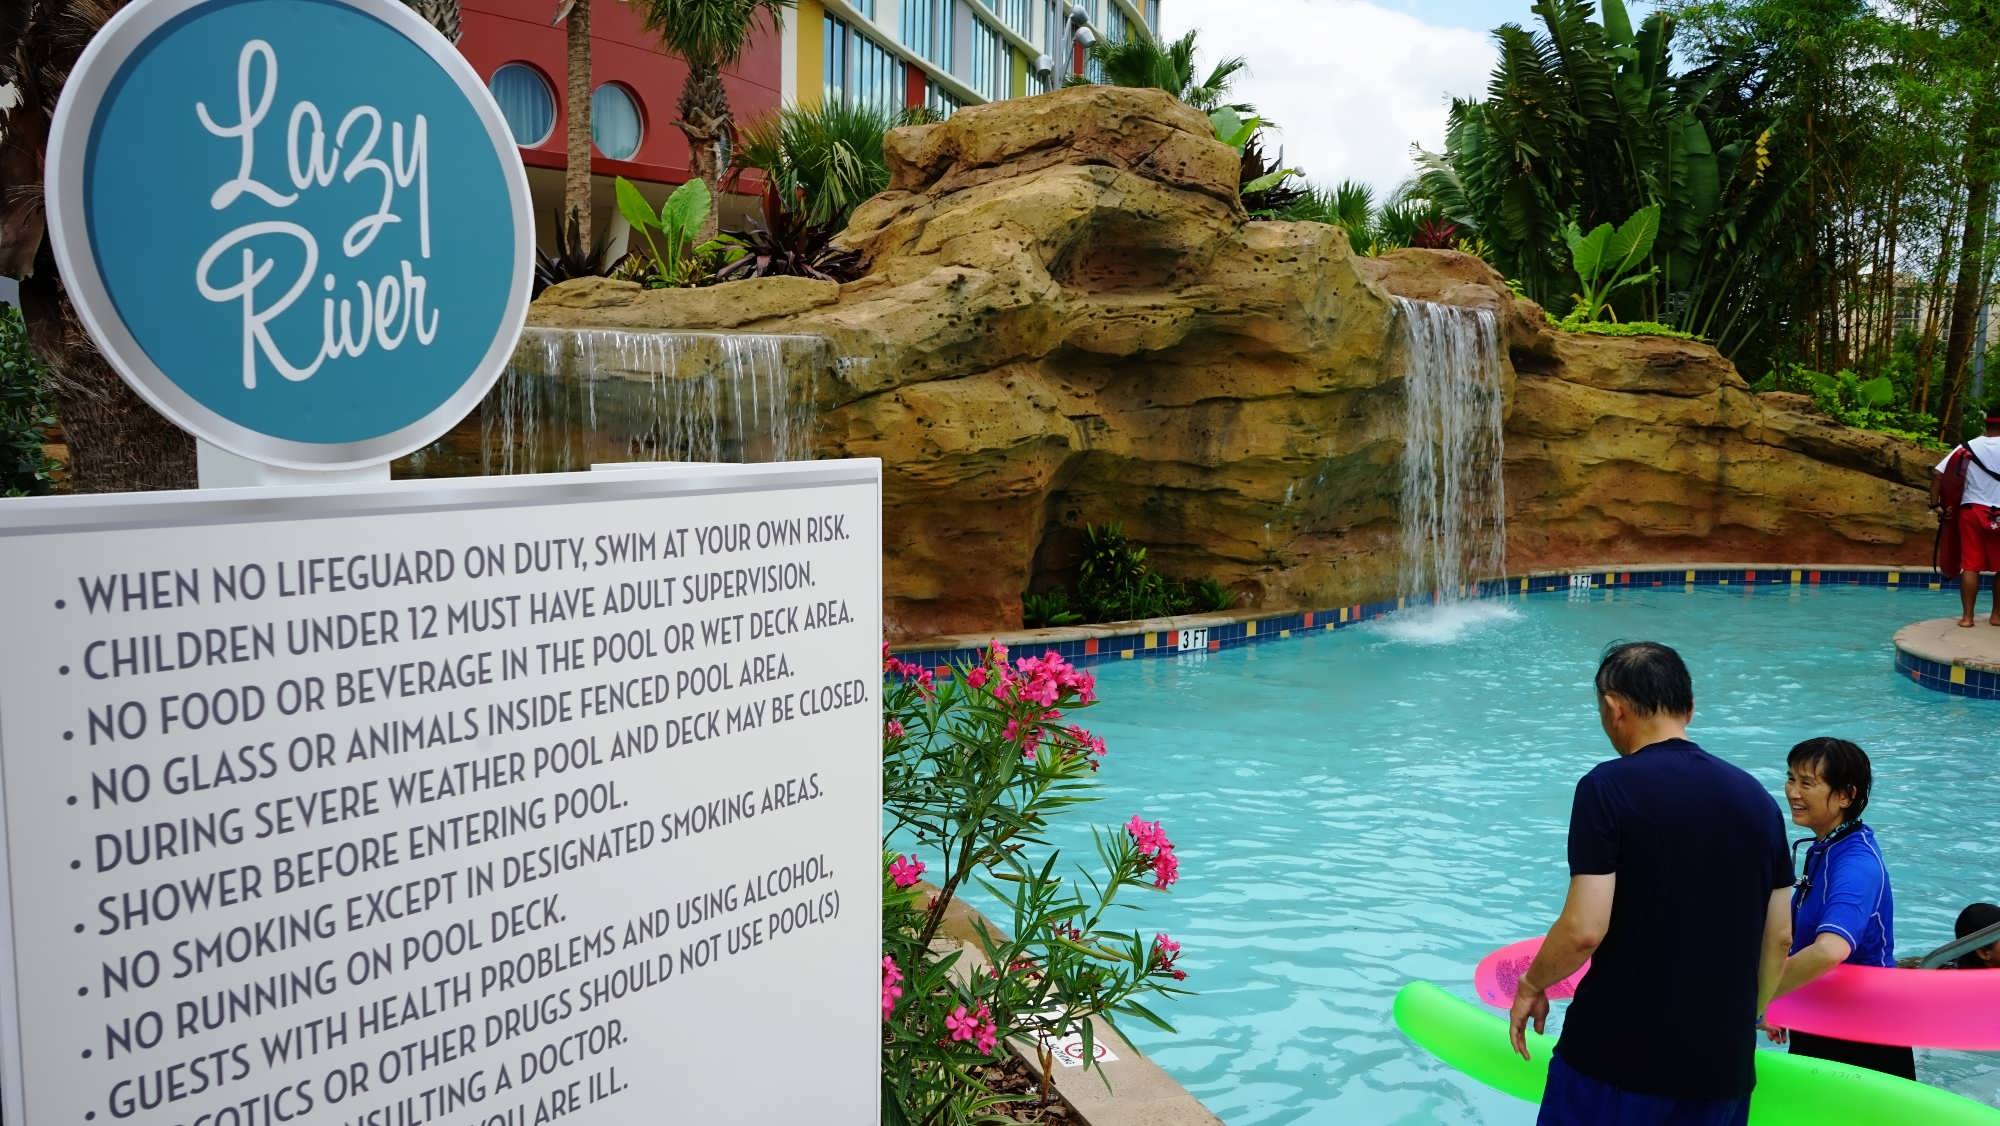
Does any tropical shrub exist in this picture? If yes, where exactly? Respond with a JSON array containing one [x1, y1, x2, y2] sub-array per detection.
[[730, 101, 914, 231], [1072, 30, 1249, 114], [533, 207, 613, 296], [1021, 590, 1084, 629], [1564, 205, 1660, 324], [1753, 365, 1946, 450], [710, 194, 864, 283], [1186, 578, 1238, 614], [882, 644, 1189, 1122], [0, 306, 58, 496], [613, 176, 742, 287], [1076, 522, 1191, 623]]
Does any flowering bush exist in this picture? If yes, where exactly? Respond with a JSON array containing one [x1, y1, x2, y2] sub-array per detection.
[[881, 642, 1190, 1123]]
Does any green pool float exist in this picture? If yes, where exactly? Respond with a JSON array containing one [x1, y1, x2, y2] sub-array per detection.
[[1393, 981, 2000, 1124]]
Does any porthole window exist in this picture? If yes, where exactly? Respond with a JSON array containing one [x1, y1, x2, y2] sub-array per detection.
[[489, 63, 555, 147], [591, 83, 643, 160]]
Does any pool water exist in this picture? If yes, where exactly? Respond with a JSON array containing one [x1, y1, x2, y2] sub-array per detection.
[[980, 585, 2000, 1124]]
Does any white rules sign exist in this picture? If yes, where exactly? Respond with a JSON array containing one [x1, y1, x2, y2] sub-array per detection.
[[0, 463, 881, 1125]]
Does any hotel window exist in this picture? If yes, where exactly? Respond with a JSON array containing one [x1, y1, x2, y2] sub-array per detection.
[[1146, 0, 1159, 33], [851, 0, 874, 16], [900, 0, 955, 69], [996, 0, 1030, 38], [926, 80, 964, 119], [1103, 1, 1124, 44], [488, 64, 555, 147], [590, 83, 642, 160], [825, 15, 906, 113], [969, 18, 1008, 101]]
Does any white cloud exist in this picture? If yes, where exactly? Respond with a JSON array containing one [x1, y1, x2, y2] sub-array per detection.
[[1159, 0, 1496, 197]]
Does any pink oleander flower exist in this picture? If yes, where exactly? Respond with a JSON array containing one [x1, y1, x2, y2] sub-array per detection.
[[965, 666, 989, 689], [1002, 718, 1023, 743], [1152, 846, 1181, 890], [885, 719, 905, 739], [945, 1005, 979, 1043], [1155, 933, 1181, 958], [889, 855, 926, 888], [974, 1004, 999, 1054], [989, 641, 1009, 663], [881, 956, 903, 1018], [1125, 815, 1168, 856]]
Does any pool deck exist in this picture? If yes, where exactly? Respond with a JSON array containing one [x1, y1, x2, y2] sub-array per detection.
[[1893, 618, 2000, 699]]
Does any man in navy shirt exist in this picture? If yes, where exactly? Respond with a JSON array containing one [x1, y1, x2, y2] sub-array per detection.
[[1509, 642, 1795, 1126]]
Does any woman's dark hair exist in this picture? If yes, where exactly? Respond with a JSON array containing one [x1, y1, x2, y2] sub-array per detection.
[[1787, 737, 1872, 820], [1594, 641, 1693, 716]]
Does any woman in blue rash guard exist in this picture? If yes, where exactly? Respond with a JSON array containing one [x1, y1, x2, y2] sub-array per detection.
[[1762, 737, 1916, 1078]]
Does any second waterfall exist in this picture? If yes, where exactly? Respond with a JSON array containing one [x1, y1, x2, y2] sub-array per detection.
[[1391, 296, 1508, 606]]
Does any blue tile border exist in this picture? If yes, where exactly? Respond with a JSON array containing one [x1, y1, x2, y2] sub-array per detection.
[[892, 564, 1993, 703]]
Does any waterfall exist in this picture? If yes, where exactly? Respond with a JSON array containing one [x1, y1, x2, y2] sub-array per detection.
[[1391, 297, 1507, 606], [474, 328, 827, 475]]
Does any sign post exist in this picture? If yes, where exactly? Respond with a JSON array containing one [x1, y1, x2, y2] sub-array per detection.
[[15, 0, 885, 1121]]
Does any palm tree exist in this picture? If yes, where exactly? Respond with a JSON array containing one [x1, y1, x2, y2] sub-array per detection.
[[629, 0, 792, 240], [1, 0, 197, 492], [403, 0, 461, 41], [551, 0, 593, 248], [1073, 29, 1249, 114]]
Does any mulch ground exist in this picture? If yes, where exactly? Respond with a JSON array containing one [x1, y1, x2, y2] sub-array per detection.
[[984, 1053, 1079, 1123]]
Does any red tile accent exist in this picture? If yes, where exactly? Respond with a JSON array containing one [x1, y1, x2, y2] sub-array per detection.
[[1207, 639, 1220, 652], [1622, 572, 1631, 583], [1744, 570, 1756, 581], [1809, 571, 1821, 584], [1910, 669, 1922, 683], [934, 666, 949, 680], [1166, 631, 1178, 649], [1304, 611, 1315, 628], [1084, 638, 1099, 656]]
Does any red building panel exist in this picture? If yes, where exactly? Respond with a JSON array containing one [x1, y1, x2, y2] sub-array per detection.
[[457, 0, 783, 188]]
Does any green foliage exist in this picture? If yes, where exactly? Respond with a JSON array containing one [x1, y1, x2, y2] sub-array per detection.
[[613, 176, 740, 287], [1073, 29, 1249, 113], [1564, 204, 1661, 322], [1412, 0, 1796, 356], [532, 207, 612, 296], [1207, 107, 1260, 152], [1186, 578, 1238, 613], [1753, 364, 1948, 450], [1076, 523, 1191, 623], [1551, 313, 1701, 341], [627, 0, 790, 70], [1022, 590, 1084, 629], [881, 648, 1187, 1121], [731, 101, 916, 231], [0, 307, 58, 497]]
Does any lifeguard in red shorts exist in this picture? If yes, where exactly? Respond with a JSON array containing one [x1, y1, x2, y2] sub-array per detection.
[[1932, 412, 2000, 627]]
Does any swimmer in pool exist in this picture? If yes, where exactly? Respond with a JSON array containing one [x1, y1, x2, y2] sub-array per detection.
[[1954, 903, 2000, 968]]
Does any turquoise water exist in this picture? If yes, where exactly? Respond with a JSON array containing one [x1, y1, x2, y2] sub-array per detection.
[[978, 585, 2000, 1124]]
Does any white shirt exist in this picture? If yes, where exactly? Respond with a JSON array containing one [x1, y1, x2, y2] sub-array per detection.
[[1941, 435, 2000, 508]]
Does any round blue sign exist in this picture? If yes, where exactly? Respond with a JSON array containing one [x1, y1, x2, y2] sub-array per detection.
[[46, 0, 532, 469]]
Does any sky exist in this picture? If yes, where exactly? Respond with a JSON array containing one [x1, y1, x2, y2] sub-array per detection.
[[1157, 0, 1665, 197]]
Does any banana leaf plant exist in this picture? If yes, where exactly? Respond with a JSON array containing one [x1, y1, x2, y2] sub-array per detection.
[[1564, 204, 1660, 323], [614, 176, 741, 288]]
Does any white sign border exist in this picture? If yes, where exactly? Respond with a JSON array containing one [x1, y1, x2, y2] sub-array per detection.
[[44, 0, 536, 471], [0, 461, 885, 1126]]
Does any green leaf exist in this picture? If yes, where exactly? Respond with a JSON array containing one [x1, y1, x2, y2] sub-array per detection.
[[659, 178, 711, 243], [1603, 203, 1660, 278], [614, 176, 657, 232], [1569, 221, 1612, 284], [1856, 375, 1896, 408], [1243, 168, 1300, 195]]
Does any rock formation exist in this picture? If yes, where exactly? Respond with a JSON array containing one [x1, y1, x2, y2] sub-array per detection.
[[521, 86, 1937, 640]]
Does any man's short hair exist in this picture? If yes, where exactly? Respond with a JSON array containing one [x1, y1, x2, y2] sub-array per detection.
[[1594, 641, 1694, 716], [1786, 737, 1872, 820]]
